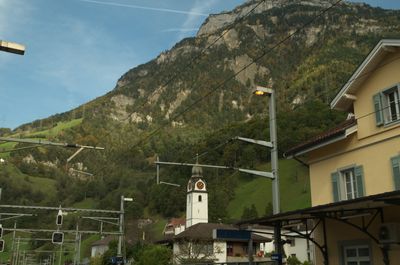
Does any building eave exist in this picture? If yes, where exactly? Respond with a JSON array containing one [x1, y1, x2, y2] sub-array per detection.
[[238, 190, 400, 226], [331, 39, 400, 111], [284, 120, 357, 158]]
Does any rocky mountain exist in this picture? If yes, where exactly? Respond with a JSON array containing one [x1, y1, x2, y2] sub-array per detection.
[[4, 0, 400, 222]]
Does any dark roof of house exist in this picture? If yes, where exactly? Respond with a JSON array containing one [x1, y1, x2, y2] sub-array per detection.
[[91, 236, 116, 247], [238, 190, 400, 226], [284, 117, 357, 157], [173, 223, 270, 243]]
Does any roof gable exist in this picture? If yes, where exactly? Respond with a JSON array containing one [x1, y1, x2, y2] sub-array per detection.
[[331, 39, 400, 111]]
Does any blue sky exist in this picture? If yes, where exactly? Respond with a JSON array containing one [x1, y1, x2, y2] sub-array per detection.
[[0, 0, 399, 129]]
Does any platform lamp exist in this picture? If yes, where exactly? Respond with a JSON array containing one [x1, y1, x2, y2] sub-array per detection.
[[253, 82, 283, 265]]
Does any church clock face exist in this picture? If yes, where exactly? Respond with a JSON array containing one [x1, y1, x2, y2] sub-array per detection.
[[196, 181, 204, 190]]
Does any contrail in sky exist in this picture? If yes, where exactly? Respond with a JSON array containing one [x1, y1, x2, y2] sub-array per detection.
[[78, 0, 209, 17], [162, 28, 199, 33]]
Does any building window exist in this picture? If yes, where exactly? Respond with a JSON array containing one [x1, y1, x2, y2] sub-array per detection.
[[331, 166, 365, 202], [198, 195, 202, 202], [385, 89, 400, 122], [192, 242, 213, 256], [342, 168, 358, 200], [227, 243, 233, 256], [204, 243, 213, 255], [373, 84, 400, 126], [242, 243, 257, 255], [343, 245, 371, 265], [287, 237, 295, 247], [391, 155, 400, 190]]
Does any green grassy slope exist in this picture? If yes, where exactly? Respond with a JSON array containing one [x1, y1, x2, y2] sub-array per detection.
[[227, 159, 310, 219], [20, 119, 83, 138], [0, 142, 18, 159], [0, 164, 57, 194]]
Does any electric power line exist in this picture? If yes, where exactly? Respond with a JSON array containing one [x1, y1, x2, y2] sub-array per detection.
[[130, 0, 345, 151], [118, 0, 268, 123]]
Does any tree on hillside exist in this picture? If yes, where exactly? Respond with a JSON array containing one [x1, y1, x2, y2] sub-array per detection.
[[241, 204, 258, 220], [264, 202, 273, 217]]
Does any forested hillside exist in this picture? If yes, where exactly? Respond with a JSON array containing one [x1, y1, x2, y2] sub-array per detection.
[[2, 0, 400, 244]]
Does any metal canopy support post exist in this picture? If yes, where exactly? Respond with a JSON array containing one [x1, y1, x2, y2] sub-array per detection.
[[320, 208, 390, 265], [274, 221, 283, 265], [248, 235, 254, 265], [284, 218, 329, 264], [322, 218, 329, 265]]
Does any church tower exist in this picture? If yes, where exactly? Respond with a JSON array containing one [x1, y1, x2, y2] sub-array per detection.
[[186, 164, 208, 228]]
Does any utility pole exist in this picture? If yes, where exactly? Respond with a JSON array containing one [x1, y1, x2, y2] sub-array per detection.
[[11, 221, 17, 265], [253, 84, 282, 265], [118, 196, 132, 260], [58, 243, 63, 265], [117, 196, 124, 258], [15, 237, 20, 265], [74, 223, 79, 265]]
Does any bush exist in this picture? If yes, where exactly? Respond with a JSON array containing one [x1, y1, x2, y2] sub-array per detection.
[[135, 245, 172, 265], [287, 256, 302, 265]]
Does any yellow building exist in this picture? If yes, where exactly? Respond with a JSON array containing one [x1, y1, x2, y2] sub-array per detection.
[[244, 39, 400, 265]]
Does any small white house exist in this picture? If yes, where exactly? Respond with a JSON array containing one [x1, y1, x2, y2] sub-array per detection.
[[261, 229, 315, 263], [91, 236, 115, 257]]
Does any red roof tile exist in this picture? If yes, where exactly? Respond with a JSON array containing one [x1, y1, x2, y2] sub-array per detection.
[[284, 117, 357, 157]]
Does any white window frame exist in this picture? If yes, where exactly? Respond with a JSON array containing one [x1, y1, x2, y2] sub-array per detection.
[[381, 84, 400, 125], [341, 168, 358, 200], [343, 245, 371, 265]]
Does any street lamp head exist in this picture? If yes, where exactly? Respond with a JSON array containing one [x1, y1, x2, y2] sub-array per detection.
[[253, 86, 273, 96], [0, 40, 25, 55], [123, 197, 133, 202]]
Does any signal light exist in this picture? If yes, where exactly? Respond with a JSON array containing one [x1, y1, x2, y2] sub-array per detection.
[[52, 232, 64, 244], [0, 239, 5, 252], [56, 209, 63, 226]]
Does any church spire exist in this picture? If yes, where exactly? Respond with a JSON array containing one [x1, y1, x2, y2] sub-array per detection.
[[186, 162, 208, 228]]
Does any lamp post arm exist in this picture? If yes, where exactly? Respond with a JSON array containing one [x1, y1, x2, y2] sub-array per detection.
[[235, 136, 273, 148]]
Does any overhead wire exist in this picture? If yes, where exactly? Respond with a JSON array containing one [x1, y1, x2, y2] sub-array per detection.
[[87, 1, 270, 176], [117, 0, 268, 123], [194, 53, 400, 162], [130, 0, 345, 151], [165, 3, 400, 164]]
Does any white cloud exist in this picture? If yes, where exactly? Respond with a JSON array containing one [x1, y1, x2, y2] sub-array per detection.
[[77, 0, 208, 16], [178, 0, 217, 40], [31, 17, 137, 101], [0, 0, 32, 64], [0, 0, 33, 36], [162, 28, 199, 33]]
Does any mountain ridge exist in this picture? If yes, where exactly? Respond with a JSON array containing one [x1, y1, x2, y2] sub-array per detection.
[[3, 0, 400, 225]]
